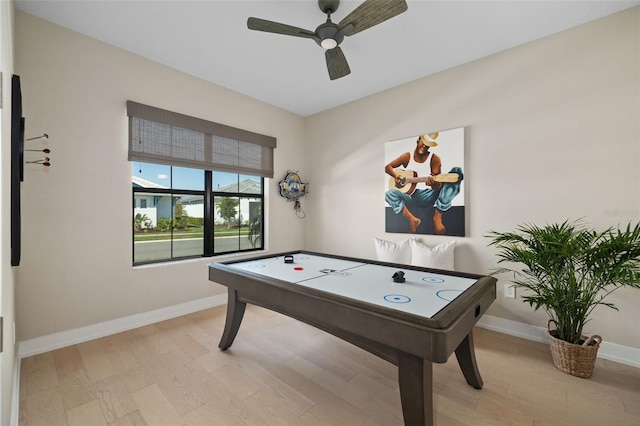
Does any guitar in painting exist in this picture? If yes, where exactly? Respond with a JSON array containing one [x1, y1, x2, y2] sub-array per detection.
[[389, 169, 459, 195]]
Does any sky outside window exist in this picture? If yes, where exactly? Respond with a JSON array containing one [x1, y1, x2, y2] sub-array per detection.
[[132, 162, 242, 190]]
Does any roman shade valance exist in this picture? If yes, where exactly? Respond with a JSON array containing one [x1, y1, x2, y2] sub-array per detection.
[[127, 101, 277, 178]]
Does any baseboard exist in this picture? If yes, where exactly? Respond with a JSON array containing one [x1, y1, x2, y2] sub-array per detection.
[[18, 294, 227, 358], [17, 298, 639, 369], [477, 314, 640, 369], [9, 356, 20, 426]]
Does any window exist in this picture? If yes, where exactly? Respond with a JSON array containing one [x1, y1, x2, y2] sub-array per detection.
[[132, 163, 264, 264], [127, 102, 275, 265]]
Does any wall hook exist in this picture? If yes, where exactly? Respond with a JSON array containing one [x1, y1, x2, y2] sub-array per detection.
[[26, 157, 50, 167], [26, 133, 48, 141]]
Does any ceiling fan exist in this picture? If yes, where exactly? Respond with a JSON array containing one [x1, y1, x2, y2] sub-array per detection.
[[247, 0, 408, 80]]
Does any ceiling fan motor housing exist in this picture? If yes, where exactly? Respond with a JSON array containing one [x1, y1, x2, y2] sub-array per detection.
[[316, 20, 343, 48]]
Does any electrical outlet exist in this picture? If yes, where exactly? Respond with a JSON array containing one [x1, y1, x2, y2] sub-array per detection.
[[504, 284, 516, 299]]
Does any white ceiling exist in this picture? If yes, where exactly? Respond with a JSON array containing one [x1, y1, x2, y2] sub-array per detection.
[[14, 0, 640, 117]]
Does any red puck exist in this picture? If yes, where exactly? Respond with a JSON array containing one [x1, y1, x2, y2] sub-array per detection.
[[294, 267, 304, 270]]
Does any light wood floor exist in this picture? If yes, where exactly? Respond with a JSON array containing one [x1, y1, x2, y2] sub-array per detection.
[[19, 304, 640, 425]]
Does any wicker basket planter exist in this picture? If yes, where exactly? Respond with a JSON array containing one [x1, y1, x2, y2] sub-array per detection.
[[488, 222, 640, 380], [547, 320, 601, 378]]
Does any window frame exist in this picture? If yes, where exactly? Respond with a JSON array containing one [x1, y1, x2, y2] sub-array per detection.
[[132, 167, 265, 266]]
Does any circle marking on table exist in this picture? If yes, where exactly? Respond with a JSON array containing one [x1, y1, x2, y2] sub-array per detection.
[[248, 263, 266, 269], [422, 276, 445, 284], [384, 294, 411, 304], [436, 289, 463, 301]]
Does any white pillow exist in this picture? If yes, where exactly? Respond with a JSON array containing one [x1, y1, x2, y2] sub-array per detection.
[[409, 239, 456, 270], [373, 237, 413, 264]]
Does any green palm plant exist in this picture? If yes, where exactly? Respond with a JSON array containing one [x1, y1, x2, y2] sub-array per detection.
[[487, 220, 640, 344]]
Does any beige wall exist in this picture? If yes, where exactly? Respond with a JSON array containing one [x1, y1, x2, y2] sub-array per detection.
[[1, 1, 18, 424], [14, 11, 307, 341], [305, 7, 640, 349]]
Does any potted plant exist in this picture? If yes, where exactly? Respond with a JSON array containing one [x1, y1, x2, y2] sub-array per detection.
[[486, 220, 640, 378]]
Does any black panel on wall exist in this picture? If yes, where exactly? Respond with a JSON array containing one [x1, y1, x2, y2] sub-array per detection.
[[11, 75, 24, 267]]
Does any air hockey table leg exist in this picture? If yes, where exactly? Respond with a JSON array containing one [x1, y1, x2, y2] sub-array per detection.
[[218, 289, 246, 350], [455, 331, 483, 389], [398, 352, 434, 426]]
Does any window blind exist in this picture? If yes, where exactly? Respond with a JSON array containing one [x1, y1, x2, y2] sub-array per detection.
[[127, 101, 277, 178]]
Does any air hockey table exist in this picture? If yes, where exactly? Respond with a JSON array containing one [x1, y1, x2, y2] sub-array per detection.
[[208, 251, 496, 426]]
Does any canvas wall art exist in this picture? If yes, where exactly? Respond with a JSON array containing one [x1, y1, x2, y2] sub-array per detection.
[[384, 127, 465, 236]]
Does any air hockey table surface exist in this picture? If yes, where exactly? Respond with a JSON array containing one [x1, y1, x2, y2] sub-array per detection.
[[224, 252, 478, 319]]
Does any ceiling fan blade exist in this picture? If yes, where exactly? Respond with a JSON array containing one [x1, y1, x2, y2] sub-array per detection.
[[338, 0, 408, 36], [325, 47, 351, 80], [248, 17, 319, 42]]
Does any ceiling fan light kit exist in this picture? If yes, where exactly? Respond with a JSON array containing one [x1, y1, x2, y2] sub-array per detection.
[[247, 0, 408, 80], [320, 38, 338, 50]]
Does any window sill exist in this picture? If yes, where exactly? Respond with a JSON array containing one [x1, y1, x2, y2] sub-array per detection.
[[132, 250, 268, 270]]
